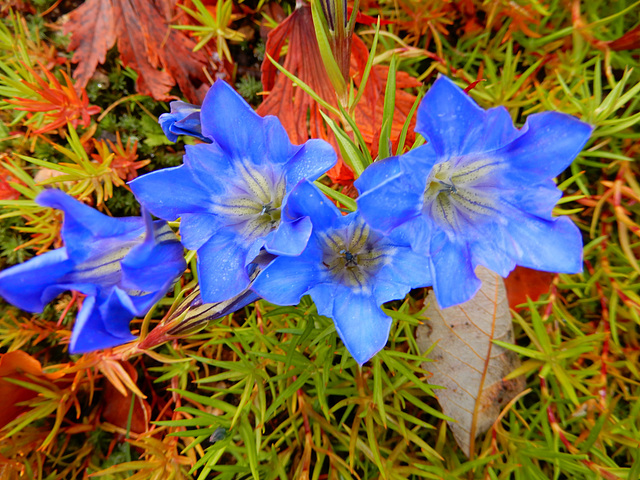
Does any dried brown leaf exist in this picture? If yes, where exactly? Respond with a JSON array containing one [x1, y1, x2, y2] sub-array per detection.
[[64, 0, 211, 102], [417, 266, 525, 457], [64, 0, 117, 89]]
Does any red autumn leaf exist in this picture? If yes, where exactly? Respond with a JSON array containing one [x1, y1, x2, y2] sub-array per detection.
[[64, 0, 211, 102], [257, 4, 337, 144], [607, 24, 640, 51], [350, 7, 394, 26], [258, 3, 421, 185], [349, 35, 421, 157], [504, 266, 555, 310]]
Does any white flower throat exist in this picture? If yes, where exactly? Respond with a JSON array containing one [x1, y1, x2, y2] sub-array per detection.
[[423, 158, 500, 233], [212, 162, 286, 240], [319, 220, 389, 291]]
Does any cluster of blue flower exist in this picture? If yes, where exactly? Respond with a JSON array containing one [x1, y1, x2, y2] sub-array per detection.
[[0, 77, 592, 364]]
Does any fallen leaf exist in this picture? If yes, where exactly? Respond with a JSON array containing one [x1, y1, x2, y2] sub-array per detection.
[[349, 36, 421, 157], [257, 4, 337, 144], [64, 0, 116, 93], [0, 351, 66, 428], [504, 266, 554, 311], [64, 0, 211, 102], [257, 3, 420, 184], [417, 266, 526, 457]]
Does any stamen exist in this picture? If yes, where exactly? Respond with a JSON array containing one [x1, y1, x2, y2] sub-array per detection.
[[341, 250, 358, 267], [321, 221, 386, 290], [423, 158, 498, 233]]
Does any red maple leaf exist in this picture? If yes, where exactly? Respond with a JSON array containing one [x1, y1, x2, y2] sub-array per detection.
[[257, 4, 421, 185], [64, 0, 211, 102]]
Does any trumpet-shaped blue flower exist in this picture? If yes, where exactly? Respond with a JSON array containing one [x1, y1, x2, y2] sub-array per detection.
[[252, 181, 431, 364], [0, 190, 186, 353], [356, 76, 593, 308], [159, 101, 209, 143], [130, 80, 337, 303]]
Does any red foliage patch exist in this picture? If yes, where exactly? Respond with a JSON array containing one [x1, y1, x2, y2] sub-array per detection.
[[64, 0, 211, 102]]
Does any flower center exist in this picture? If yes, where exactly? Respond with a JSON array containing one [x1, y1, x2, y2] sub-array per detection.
[[212, 162, 286, 241], [320, 220, 388, 290], [423, 158, 499, 234]]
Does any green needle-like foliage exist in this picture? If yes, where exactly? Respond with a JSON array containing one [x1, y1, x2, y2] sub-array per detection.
[[1, 2, 639, 479]]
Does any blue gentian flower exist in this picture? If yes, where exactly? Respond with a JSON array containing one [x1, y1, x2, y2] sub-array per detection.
[[356, 76, 593, 308], [252, 181, 431, 364], [159, 101, 209, 143], [130, 80, 337, 303], [0, 190, 186, 353]]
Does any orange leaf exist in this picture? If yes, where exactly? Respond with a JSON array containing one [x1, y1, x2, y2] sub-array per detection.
[[257, 4, 421, 185], [257, 5, 338, 144], [0, 351, 65, 428], [6, 64, 101, 135], [101, 361, 151, 434], [64, 0, 211, 102], [504, 266, 554, 310]]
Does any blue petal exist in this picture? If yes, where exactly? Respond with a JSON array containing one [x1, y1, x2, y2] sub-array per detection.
[[501, 179, 563, 220], [331, 290, 392, 365], [263, 115, 300, 166], [504, 214, 583, 273], [265, 216, 312, 256], [416, 76, 485, 157], [496, 111, 593, 181], [356, 170, 423, 234], [469, 221, 517, 277], [357, 145, 438, 234], [284, 139, 337, 186], [374, 244, 432, 305], [465, 106, 521, 154], [120, 221, 186, 293], [69, 293, 137, 354], [354, 156, 402, 193], [159, 101, 209, 143], [183, 143, 234, 192], [130, 164, 213, 221], [200, 80, 266, 160], [396, 143, 439, 186], [0, 248, 74, 312], [252, 256, 320, 305], [37, 190, 143, 261], [179, 213, 223, 251], [245, 238, 267, 267], [429, 234, 481, 308], [98, 288, 140, 338], [197, 231, 251, 302], [307, 283, 336, 318], [284, 180, 341, 228]]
